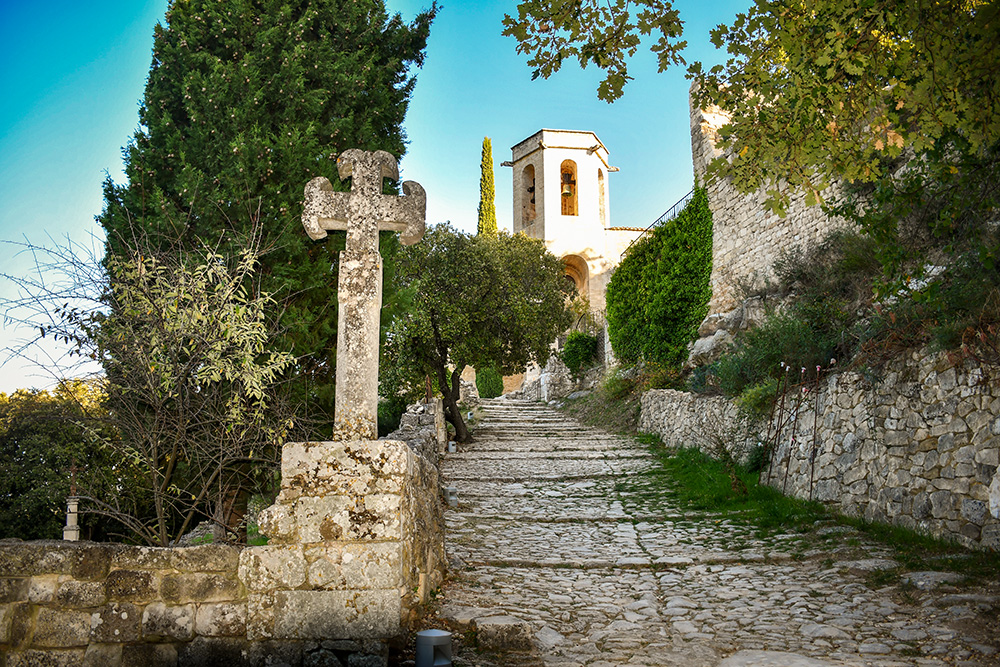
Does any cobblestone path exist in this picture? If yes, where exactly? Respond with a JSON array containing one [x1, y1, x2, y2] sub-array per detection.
[[435, 399, 999, 667]]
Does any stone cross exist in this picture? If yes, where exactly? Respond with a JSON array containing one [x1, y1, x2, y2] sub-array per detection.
[[302, 149, 426, 440]]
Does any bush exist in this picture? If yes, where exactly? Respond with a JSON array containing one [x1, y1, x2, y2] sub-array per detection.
[[377, 395, 409, 437], [560, 331, 599, 380], [601, 368, 636, 400], [714, 312, 837, 399], [734, 378, 779, 421], [476, 367, 505, 399], [606, 188, 712, 367], [640, 362, 685, 391]]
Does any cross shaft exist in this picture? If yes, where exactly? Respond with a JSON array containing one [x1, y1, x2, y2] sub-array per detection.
[[301, 149, 426, 440]]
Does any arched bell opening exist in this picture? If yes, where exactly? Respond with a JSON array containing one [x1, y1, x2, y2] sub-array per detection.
[[562, 254, 589, 299], [560, 160, 578, 216], [521, 164, 536, 225]]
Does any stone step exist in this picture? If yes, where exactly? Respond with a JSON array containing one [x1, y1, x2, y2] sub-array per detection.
[[442, 457, 654, 481], [447, 451, 650, 461]]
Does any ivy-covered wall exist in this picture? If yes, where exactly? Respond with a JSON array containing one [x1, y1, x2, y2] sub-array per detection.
[[605, 188, 712, 367]]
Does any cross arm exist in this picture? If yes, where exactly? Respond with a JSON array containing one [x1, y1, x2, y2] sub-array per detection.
[[302, 176, 350, 241], [378, 181, 426, 246]]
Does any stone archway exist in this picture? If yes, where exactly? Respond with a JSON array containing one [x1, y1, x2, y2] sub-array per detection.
[[562, 254, 589, 299]]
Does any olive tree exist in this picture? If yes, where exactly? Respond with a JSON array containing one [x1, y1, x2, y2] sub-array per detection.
[[386, 225, 572, 441]]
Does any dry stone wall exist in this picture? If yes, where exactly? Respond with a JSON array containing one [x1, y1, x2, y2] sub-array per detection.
[[641, 348, 1000, 551], [690, 96, 852, 315], [0, 437, 446, 665], [0, 542, 267, 665]]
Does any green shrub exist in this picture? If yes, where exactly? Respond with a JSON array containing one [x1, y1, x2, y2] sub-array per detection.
[[774, 229, 880, 311], [601, 368, 636, 400], [641, 362, 685, 390], [476, 367, 504, 399], [377, 395, 409, 437], [735, 378, 779, 421], [686, 362, 720, 394], [714, 313, 836, 399], [744, 445, 769, 474], [560, 331, 599, 380], [606, 188, 712, 367]]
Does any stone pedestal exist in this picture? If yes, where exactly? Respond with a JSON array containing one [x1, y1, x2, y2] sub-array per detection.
[[242, 439, 445, 648], [63, 496, 80, 541]]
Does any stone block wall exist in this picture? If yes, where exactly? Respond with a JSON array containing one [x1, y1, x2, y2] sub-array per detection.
[[387, 398, 448, 464], [0, 542, 266, 665], [253, 438, 446, 638], [640, 388, 751, 454], [640, 348, 1000, 551], [690, 95, 852, 315], [0, 440, 446, 665]]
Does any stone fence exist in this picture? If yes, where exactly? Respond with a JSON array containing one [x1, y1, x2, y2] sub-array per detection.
[[640, 348, 1000, 551], [0, 437, 445, 665]]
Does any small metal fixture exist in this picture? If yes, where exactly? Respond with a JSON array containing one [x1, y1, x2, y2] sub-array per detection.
[[416, 628, 452, 667], [444, 487, 459, 507], [561, 173, 575, 197], [447, 440, 457, 453]]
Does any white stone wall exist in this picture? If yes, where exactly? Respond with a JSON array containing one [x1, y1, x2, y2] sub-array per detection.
[[690, 97, 853, 314], [641, 348, 1000, 551]]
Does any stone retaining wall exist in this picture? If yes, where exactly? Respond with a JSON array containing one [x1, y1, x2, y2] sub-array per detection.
[[641, 348, 1000, 551], [690, 94, 852, 315], [0, 439, 446, 665]]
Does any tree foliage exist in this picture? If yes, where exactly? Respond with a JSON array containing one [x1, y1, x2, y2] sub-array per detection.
[[387, 225, 572, 441], [502, 0, 686, 102], [477, 137, 498, 237], [560, 330, 599, 380], [504, 0, 1000, 212], [606, 188, 712, 367], [98, 0, 437, 430], [93, 245, 295, 546], [694, 0, 1000, 213], [0, 382, 116, 541], [475, 367, 504, 399], [1, 234, 295, 546]]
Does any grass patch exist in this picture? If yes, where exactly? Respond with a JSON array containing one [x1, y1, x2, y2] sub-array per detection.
[[561, 366, 686, 435], [649, 445, 829, 533], [841, 515, 1000, 581], [558, 366, 1000, 584], [561, 375, 643, 434]]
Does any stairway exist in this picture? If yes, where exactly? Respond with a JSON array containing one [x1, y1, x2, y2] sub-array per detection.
[[432, 399, 985, 667]]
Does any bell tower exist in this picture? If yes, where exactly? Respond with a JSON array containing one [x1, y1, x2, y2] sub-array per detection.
[[508, 129, 631, 311]]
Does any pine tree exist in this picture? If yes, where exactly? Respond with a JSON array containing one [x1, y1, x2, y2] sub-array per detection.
[[97, 0, 436, 434], [477, 136, 497, 237]]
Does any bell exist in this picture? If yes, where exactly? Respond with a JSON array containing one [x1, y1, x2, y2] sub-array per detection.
[[561, 183, 572, 197]]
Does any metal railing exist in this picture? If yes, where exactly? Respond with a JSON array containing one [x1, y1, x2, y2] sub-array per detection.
[[619, 189, 695, 260]]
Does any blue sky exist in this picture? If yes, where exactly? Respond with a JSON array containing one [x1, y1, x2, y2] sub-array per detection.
[[0, 0, 746, 391]]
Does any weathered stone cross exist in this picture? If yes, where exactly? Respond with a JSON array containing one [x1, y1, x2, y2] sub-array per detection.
[[302, 149, 425, 440]]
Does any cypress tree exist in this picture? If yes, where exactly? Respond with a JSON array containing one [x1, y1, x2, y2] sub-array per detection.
[[477, 136, 497, 237], [97, 0, 436, 434]]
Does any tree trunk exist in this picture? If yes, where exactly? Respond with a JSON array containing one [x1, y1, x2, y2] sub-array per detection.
[[439, 365, 470, 443]]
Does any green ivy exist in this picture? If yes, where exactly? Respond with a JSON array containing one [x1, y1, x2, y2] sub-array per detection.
[[560, 331, 599, 380], [606, 188, 713, 367]]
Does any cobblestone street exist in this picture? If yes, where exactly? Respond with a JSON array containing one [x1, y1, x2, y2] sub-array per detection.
[[434, 399, 1000, 667]]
